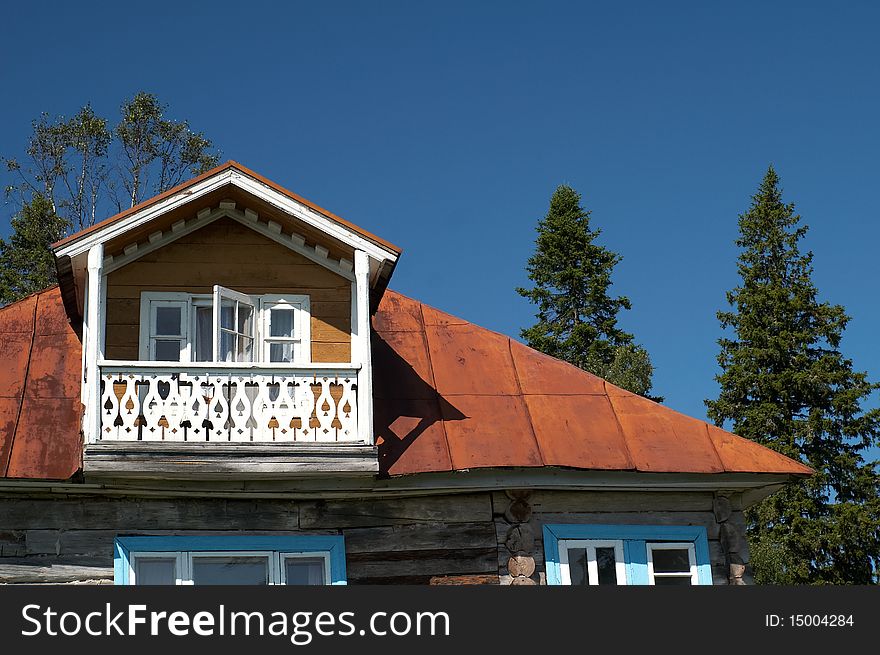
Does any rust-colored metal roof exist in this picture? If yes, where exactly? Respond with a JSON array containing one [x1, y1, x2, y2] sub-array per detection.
[[0, 287, 82, 479], [372, 290, 814, 478], [52, 161, 402, 255], [0, 287, 812, 480]]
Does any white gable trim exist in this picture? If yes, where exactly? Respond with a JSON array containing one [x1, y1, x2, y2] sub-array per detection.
[[102, 204, 356, 281], [56, 169, 237, 260], [55, 167, 399, 268]]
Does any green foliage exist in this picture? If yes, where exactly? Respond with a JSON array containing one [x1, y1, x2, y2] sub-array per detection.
[[115, 92, 220, 209], [518, 185, 659, 398], [706, 166, 880, 584], [0, 194, 70, 305], [1, 92, 220, 305]]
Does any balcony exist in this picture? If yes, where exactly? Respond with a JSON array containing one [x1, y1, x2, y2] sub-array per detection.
[[83, 361, 377, 479], [98, 362, 360, 443]]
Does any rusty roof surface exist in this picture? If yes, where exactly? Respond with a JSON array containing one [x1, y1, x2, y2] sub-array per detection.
[[0, 287, 812, 480], [0, 287, 82, 479], [52, 160, 402, 255], [372, 290, 814, 478]]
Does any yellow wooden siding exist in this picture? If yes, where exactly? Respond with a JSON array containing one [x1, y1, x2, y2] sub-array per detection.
[[104, 217, 351, 362]]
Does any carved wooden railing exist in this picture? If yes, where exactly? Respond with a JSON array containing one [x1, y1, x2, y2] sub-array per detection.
[[97, 363, 359, 443]]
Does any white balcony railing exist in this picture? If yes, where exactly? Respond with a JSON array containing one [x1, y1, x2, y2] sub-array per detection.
[[97, 362, 360, 443]]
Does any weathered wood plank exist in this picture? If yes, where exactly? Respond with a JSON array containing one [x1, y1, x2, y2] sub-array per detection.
[[0, 558, 114, 583], [0, 498, 300, 531], [497, 490, 716, 514], [346, 547, 498, 579], [300, 494, 493, 528], [343, 522, 497, 554]]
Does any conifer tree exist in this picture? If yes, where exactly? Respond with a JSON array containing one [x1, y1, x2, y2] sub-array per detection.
[[706, 166, 880, 584], [518, 185, 658, 398], [0, 194, 69, 305]]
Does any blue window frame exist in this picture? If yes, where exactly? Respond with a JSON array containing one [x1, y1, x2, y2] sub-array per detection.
[[543, 524, 713, 586], [114, 535, 347, 586]]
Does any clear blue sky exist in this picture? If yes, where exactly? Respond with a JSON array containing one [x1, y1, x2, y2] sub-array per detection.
[[2, 1, 879, 435]]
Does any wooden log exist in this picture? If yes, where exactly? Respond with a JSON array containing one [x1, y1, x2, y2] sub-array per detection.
[[519, 490, 716, 513], [343, 522, 497, 554], [0, 559, 113, 584], [507, 554, 535, 577], [0, 498, 300, 531], [504, 498, 532, 523], [429, 574, 498, 585], [299, 494, 492, 528], [346, 548, 498, 579]]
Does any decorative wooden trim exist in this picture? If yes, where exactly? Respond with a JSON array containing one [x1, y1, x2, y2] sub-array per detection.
[[104, 207, 227, 274], [56, 167, 399, 267]]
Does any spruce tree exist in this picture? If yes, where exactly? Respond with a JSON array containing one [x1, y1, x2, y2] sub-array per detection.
[[518, 184, 658, 398], [706, 166, 880, 584], [0, 194, 69, 305]]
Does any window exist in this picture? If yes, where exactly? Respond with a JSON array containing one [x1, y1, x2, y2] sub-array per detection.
[[557, 540, 626, 585], [114, 536, 346, 585], [139, 288, 311, 363], [543, 525, 712, 586], [647, 542, 698, 586]]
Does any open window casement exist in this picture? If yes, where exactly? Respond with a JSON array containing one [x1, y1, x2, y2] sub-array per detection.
[[212, 285, 256, 363]]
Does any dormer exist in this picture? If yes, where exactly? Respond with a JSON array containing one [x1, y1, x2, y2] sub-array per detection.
[[52, 162, 400, 479]]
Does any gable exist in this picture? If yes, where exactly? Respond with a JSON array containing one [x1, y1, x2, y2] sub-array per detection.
[[104, 217, 352, 362]]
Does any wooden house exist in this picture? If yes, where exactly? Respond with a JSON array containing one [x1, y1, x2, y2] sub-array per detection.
[[0, 162, 811, 586]]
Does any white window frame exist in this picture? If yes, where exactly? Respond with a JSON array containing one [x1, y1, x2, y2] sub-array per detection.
[[128, 550, 331, 586], [260, 294, 311, 364], [137, 290, 312, 364], [646, 542, 699, 586], [280, 551, 332, 585], [140, 293, 191, 362], [213, 285, 257, 363], [557, 539, 627, 586], [129, 551, 186, 586]]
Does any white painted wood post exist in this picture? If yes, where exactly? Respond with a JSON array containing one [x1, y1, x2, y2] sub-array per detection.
[[353, 250, 373, 445], [85, 243, 105, 443]]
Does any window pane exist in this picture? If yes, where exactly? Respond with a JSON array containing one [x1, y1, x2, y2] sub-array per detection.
[[238, 304, 254, 336], [566, 548, 588, 586], [194, 306, 213, 362], [220, 299, 235, 330], [237, 336, 254, 362], [654, 576, 693, 586], [135, 558, 176, 585], [220, 331, 234, 362], [651, 548, 691, 573], [269, 342, 294, 363], [285, 558, 326, 585], [154, 339, 181, 361], [595, 547, 618, 585], [191, 556, 269, 585], [270, 308, 295, 338], [155, 306, 181, 335]]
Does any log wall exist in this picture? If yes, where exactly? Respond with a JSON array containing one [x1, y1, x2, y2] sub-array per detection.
[[0, 489, 745, 585]]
